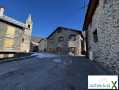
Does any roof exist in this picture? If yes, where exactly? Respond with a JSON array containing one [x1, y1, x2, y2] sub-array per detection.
[[38, 38, 47, 43], [83, 0, 99, 30], [0, 15, 26, 28], [31, 36, 42, 43], [47, 26, 83, 39]]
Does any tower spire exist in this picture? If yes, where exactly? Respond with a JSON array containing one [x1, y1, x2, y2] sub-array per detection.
[[26, 14, 32, 30]]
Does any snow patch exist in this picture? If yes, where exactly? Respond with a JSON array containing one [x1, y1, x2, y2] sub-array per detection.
[[53, 59, 62, 63], [31, 53, 58, 58], [63, 60, 72, 65]]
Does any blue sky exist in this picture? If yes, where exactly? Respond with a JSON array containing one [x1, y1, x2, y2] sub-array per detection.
[[0, 0, 88, 37]]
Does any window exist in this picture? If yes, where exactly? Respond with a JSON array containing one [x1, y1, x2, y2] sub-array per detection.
[[69, 34, 76, 41], [22, 38, 24, 43], [69, 47, 75, 52], [93, 29, 98, 43], [58, 36, 64, 42], [28, 24, 31, 28]]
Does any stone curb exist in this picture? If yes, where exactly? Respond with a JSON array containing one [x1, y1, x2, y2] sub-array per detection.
[[0, 54, 37, 64]]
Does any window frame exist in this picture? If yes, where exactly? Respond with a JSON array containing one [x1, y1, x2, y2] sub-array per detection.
[[68, 34, 76, 41], [58, 36, 64, 42]]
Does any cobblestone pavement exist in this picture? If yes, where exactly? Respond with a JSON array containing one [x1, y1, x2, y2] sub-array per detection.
[[0, 53, 112, 90]]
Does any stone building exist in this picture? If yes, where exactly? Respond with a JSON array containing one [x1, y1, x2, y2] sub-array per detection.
[[38, 38, 47, 52], [0, 7, 32, 58], [30, 36, 42, 52], [47, 27, 84, 56], [83, 0, 119, 73]]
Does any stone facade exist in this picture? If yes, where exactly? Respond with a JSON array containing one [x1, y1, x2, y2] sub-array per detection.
[[30, 36, 42, 52], [21, 15, 32, 52], [47, 27, 84, 56], [84, 0, 119, 74], [0, 7, 32, 58], [38, 39, 47, 52]]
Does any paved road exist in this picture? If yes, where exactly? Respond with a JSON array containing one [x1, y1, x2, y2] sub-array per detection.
[[0, 53, 112, 90]]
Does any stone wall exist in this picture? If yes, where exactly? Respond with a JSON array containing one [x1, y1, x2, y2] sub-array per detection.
[[47, 29, 83, 55], [38, 39, 47, 52], [0, 21, 23, 52], [88, 0, 119, 74]]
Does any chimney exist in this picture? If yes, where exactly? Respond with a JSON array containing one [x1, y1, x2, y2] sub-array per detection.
[[0, 7, 5, 16]]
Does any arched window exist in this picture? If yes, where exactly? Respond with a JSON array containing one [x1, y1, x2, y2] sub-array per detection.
[[22, 38, 24, 43], [28, 24, 31, 28], [69, 34, 76, 41]]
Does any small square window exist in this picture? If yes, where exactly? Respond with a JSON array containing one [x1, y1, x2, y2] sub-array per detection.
[[22, 38, 24, 43], [69, 34, 76, 41], [58, 36, 64, 42]]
